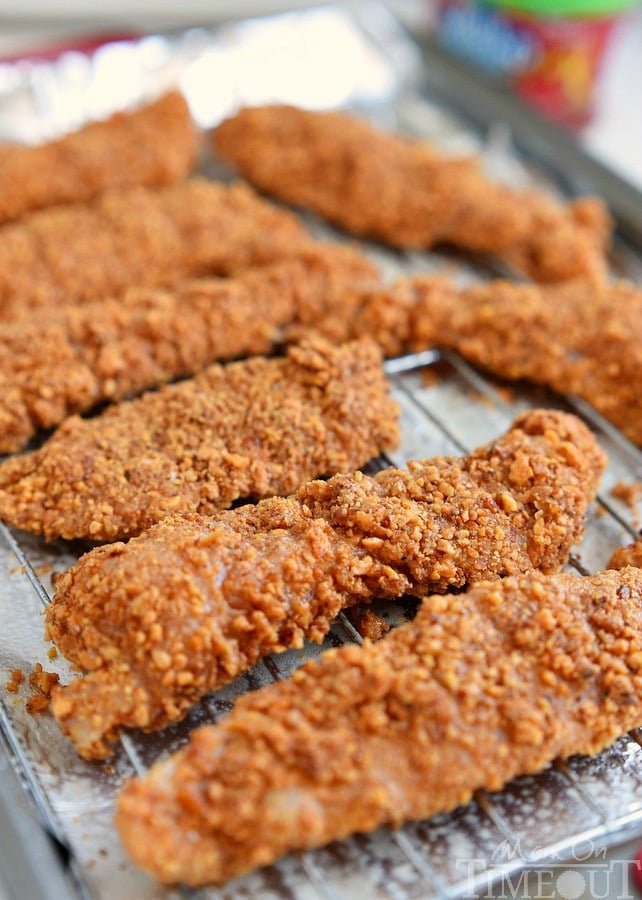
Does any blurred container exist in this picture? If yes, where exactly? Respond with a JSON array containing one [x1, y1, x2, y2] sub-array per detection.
[[435, 0, 638, 127]]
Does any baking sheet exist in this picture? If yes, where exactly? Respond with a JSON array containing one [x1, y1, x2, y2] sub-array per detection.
[[1, 5, 642, 899]]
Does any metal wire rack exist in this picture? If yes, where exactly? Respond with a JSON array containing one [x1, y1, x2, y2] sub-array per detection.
[[1, 6, 642, 900]]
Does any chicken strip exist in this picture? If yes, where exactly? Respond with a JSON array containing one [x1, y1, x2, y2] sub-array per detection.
[[0, 91, 197, 223], [0, 177, 308, 320], [389, 276, 642, 447], [214, 105, 610, 283], [0, 244, 377, 454], [46, 409, 605, 759], [116, 565, 642, 886], [4, 259, 632, 456], [282, 272, 642, 447], [0, 338, 398, 541]]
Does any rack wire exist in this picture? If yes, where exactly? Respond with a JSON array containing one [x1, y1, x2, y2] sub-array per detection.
[[1, 5, 642, 900]]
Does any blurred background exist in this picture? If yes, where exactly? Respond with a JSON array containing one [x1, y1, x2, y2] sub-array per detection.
[[0, 0, 639, 186]]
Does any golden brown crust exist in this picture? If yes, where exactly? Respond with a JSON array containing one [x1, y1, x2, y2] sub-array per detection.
[[401, 277, 642, 447], [45, 409, 604, 759], [7, 254, 635, 457], [284, 277, 420, 358], [0, 338, 398, 540], [0, 178, 308, 320], [607, 539, 642, 571], [346, 607, 390, 641], [0, 251, 586, 457], [0, 91, 197, 223], [214, 105, 610, 283], [298, 409, 604, 587], [116, 565, 642, 886], [0, 245, 377, 453], [25, 663, 60, 715]]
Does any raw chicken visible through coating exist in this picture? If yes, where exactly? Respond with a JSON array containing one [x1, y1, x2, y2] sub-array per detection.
[[387, 277, 642, 447], [0, 245, 377, 454], [0, 91, 197, 223], [0, 178, 308, 320], [214, 105, 610, 283], [0, 339, 398, 541], [46, 409, 605, 759], [116, 566, 642, 886]]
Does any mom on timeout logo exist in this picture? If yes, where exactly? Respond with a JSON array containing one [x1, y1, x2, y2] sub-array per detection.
[[454, 837, 642, 899]]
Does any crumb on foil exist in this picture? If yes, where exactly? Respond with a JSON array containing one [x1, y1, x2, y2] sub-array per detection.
[[6, 667, 25, 693], [26, 662, 60, 714]]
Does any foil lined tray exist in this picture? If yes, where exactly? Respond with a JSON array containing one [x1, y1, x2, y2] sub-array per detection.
[[1, 5, 642, 899]]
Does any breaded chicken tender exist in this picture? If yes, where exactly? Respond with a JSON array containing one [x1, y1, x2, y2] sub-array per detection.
[[116, 565, 642, 886], [0, 177, 307, 320], [0, 339, 398, 541], [391, 277, 642, 447], [0, 245, 376, 453], [0, 91, 197, 223], [282, 273, 642, 448], [214, 105, 610, 283], [4, 259, 633, 456], [46, 410, 605, 759]]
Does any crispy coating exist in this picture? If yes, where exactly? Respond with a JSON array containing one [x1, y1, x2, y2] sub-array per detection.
[[9, 252, 637, 457], [45, 409, 605, 759], [389, 276, 642, 447], [290, 273, 642, 448], [346, 607, 390, 641], [283, 274, 420, 358], [214, 105, 610, 283], [607, 540, 642, 571], [116, 565, 642, 886], [26, 663, 60, 715], [0, 91, 197, 223], [0, 177, 308, 320], [0, 338, 398, 541], [0, 245, 377, 453]]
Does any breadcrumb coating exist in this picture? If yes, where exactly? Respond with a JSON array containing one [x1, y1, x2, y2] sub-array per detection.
[[393, 277, 642, 447], [7, 249, 636, 457], [346, 607, 390, 641], [214, 105, 610, 283], [0, 338, 398, 541], [26, 663, 59, 715], [0, 91, 197, 223], [0, 177, 308, 320], [0, 244, 377, 453], [286, 273, 642, 448], [45, 409, 604, 759], [607, 540, 642, 571], [116, 565, 642, 886]]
